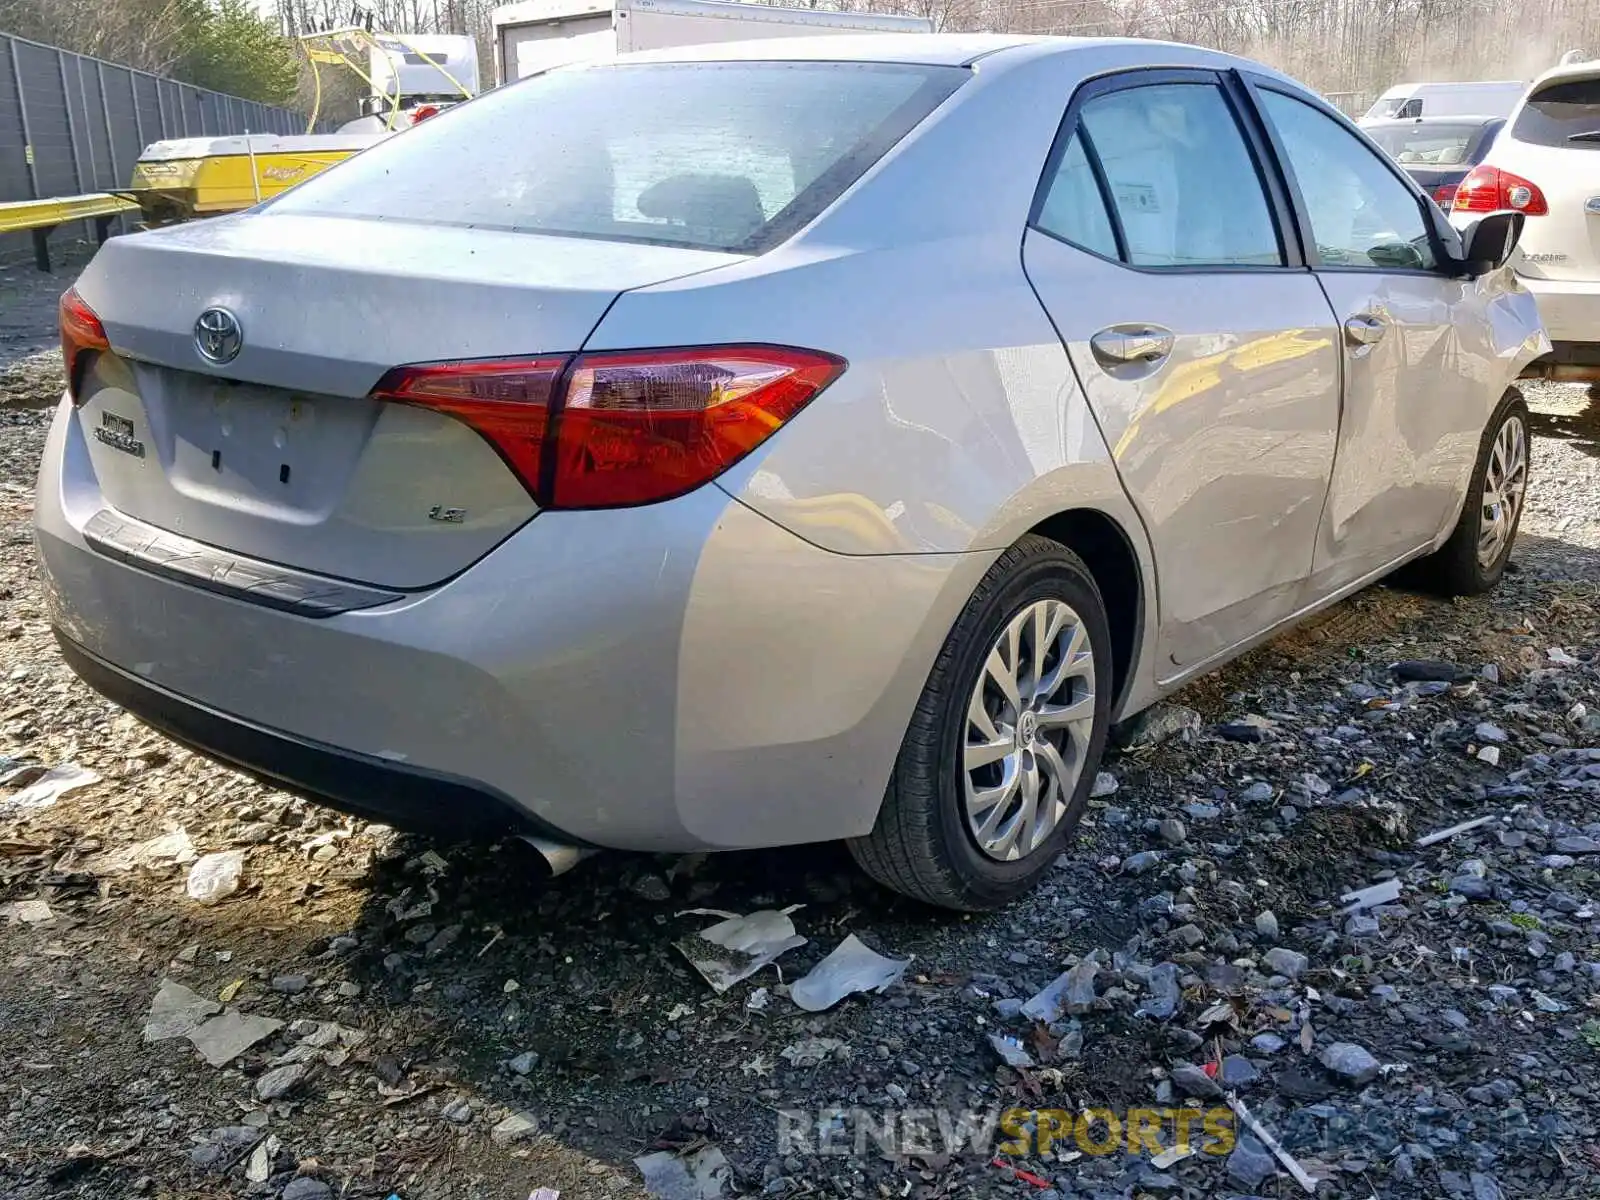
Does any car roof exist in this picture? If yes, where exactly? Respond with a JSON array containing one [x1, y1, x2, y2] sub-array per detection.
[[612, 32, 1259, 72], [1527, 58, 1600, 88]]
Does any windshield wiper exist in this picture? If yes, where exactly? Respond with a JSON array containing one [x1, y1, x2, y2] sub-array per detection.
[[1567, 129, 1600, 142]]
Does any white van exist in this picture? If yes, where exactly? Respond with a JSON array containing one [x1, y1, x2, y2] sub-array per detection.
[[1361, 80, 1526, 124]]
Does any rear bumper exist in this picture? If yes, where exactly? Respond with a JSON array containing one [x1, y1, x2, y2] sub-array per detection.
[[1515, 273, 1600, 353], [35, 397, 986, 852], [56, 633, 565, 841]]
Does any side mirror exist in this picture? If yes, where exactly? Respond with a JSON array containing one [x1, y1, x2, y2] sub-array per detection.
[[1458, 210, 1525, 275]]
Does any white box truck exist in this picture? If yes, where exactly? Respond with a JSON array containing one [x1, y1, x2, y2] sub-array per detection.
[[490, 0, 933, 86]]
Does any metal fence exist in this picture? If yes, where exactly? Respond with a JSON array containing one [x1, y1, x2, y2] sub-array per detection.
[[0, 31, 308, 259]]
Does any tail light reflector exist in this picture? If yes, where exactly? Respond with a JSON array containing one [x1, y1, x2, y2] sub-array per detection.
[[373, 345, 844, 509], [1452, 165, 1548, 215], [59, 287, 109, 402]]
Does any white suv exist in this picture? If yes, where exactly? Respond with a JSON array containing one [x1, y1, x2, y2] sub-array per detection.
[[1454, 59, 1600, 381]]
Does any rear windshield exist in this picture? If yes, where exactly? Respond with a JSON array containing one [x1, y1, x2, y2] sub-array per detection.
[[1512, 77, 1600, 148], [271, 61, 966, 252], [1367, 122, 1492, 165]]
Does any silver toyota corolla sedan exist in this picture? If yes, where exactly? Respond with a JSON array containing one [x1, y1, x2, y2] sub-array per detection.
[[37, 35, 1547, 910]]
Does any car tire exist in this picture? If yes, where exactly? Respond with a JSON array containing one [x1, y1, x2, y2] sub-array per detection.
[[1408, 390, 1530, 596], [848, 534, 1113, 911]]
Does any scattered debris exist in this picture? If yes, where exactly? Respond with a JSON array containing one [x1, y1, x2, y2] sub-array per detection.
[[87, 828, 197, 873], [1, 762, 98, 811], [1151, 1143, 1198, 1169], [987, 1033, 1035, 1069], [3, 374, 1600, 1200], [245, 1134, 281, 1183], [1340, 878, 1404, 912], [991, 1158, 1052, 1187], [1121, 703, 1202, 749], [1391, 660, 1464, 682], [188, 1010, 285, 1068], [0, 898, 53, 923], [491, 1109, 540, 1145], [674, 907, 807, 993], [186, 850, 246, 904], [779, 1038, 849, 1068], [634, 1146, 730, 1200], [1021, 959, 1098, 1021], [1226, 1092, 1320, 1194], [1416, 815, 1498, 847], [789, 935, 910, 1012], [254, 1062, 308, 1101], [143, 980, 222, 1043]]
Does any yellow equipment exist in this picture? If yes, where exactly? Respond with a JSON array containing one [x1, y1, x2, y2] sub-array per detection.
[[128, 132, 388, 225], [123, 28, 476, 226]]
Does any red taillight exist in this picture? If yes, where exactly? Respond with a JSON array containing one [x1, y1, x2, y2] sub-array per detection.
[[370, 357, 567, 489], [59, 287, 109, 402], [1432, 182, 1459, 209], [1452, 165, 1548, 216], [550, 347, 843, 508], [409, 104, 440, 124], [372, 345, 844, 509]]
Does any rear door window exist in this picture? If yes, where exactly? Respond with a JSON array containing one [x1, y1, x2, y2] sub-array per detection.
[[271, 61, 966, 253], [1034, 132, 1120, 259], [1072, 82, 1284, 268], [1512, 77, 1600, 148]]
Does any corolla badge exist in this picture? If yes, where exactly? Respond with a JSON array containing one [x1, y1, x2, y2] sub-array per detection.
[[194, 307, 243, 365]]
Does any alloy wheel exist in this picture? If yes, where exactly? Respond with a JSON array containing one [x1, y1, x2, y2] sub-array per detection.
[[1478, 413, 1528, 569], [962, 598, 1096, 862]]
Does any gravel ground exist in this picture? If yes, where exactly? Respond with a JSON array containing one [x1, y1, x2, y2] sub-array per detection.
[[3, 264, 1600, 1200]]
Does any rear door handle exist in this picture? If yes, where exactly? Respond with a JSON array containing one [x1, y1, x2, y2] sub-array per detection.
[[1090, 326, 1175, 367], [1343, 313, 1388, 347]]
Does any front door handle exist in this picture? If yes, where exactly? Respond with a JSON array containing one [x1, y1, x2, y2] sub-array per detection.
[[1091, 326, 1175, 367], [1343, 313, 1388, 347]]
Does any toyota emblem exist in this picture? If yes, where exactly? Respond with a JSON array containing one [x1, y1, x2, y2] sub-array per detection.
[[194, 307, 243, 365]]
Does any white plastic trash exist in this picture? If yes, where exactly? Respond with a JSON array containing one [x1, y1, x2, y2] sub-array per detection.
[[186, 850, 246, 904]]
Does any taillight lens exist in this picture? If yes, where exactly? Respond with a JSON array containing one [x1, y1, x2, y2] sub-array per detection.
[[409, 104, 440, 124], [551, 347, 843, 508], [373, 345, 844, 509], [1452, 166, 1548, 216], [370, 357, 567, 488], [1432, 182, 1459, 209], [59, 287, 109, 402]]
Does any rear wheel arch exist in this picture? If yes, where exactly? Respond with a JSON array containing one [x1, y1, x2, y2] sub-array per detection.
[[1027, 507, 1146, 718]]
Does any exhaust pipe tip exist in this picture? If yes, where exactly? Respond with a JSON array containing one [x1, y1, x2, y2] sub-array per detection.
[[518, 835, 596, 877]]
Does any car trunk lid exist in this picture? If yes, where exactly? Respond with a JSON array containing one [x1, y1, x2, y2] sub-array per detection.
[[69, 213, 740, 590]]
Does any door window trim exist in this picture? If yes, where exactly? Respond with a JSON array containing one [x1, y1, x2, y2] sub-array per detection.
[[1238, 73, 1458, 277], [1027, 66, 1306, 274]]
